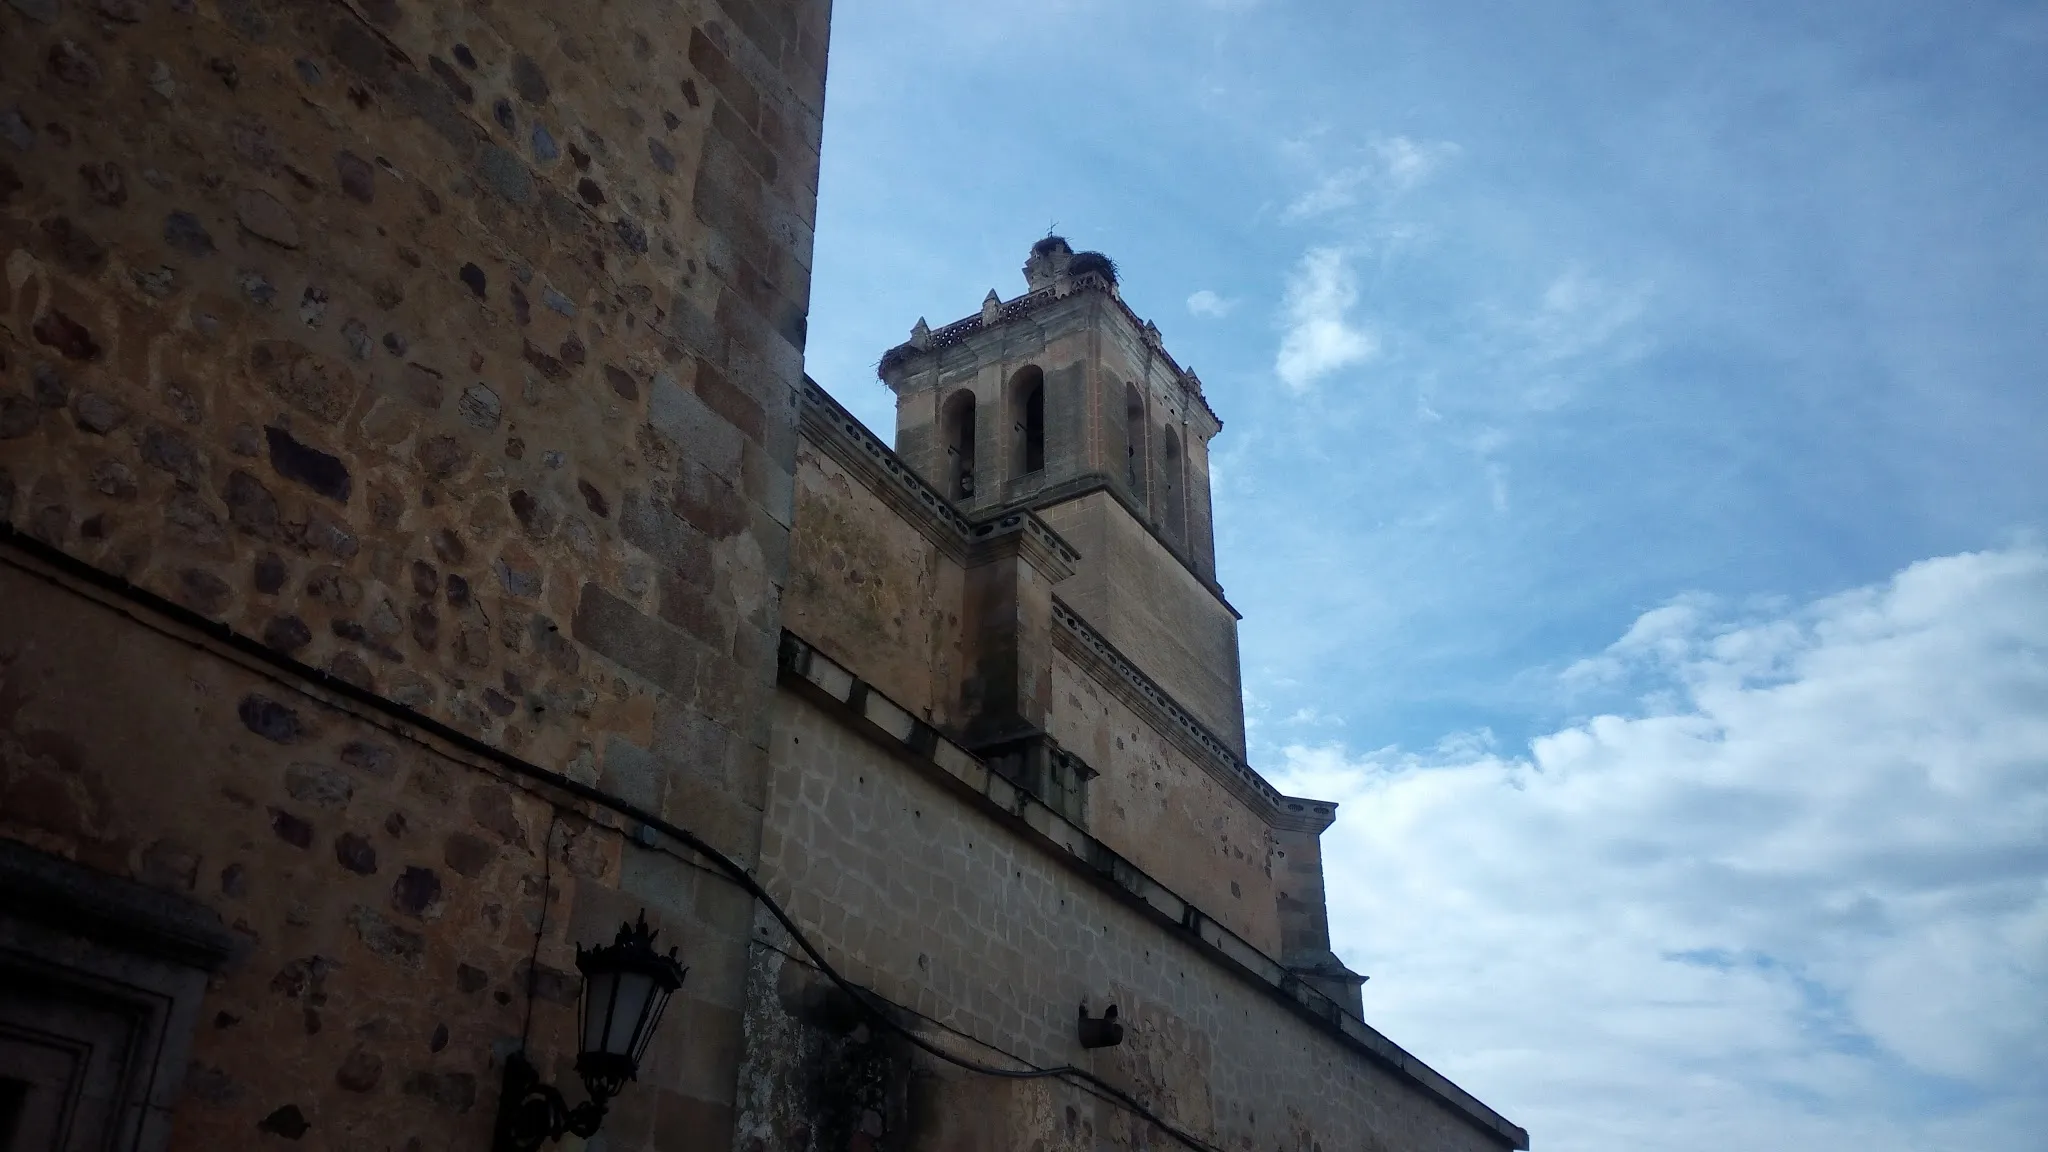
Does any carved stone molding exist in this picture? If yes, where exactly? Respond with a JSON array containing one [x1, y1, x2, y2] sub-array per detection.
[[0, 840, 240, 1152], [1048, 596, 1341, 833], [878, 275, 1221, 430]]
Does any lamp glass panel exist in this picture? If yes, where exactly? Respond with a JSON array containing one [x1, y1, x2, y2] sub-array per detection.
[[582, 970, 619, 1054], [602, 972, 657, 1055]]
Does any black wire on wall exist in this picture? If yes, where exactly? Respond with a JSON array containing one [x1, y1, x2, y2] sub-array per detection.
[[0, 524, 1225, 1152]]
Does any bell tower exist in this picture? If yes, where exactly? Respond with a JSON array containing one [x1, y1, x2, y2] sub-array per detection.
[[880, 238, 1247, 756]]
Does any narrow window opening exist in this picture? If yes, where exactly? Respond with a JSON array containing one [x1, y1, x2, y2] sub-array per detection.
[[1162, 427, 1185, 543], [1024, 383, 1045, 473], [942, 389, 977, 501], [1009, 365, 1047, 477], [1124, 383, 1146, 495]]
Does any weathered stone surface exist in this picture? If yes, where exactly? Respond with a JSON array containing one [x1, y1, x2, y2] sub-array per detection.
[[287, 764, 355, 809], [239, 694, 303, 743], [401, 1070, 476, 1113], [177, 568, 233, 616], [334, 831, 378, 875], [71, 392, 125, 434], [573, 582, 700, 691], [347, 905, 424, 968], [234, 188, 300, 247], [38, 217, 106, 275], [0, 0, 847, 1145], [226, 470, 281, 539], [336, 1049, 383, 1092], [163, 210, 214, 255], [262, 614, 313, 653], [390, 865, 443, 919], [32, 309, 99, 361], [455, 384, 499, 430], [476, 145, 531, 204], [270, 808, 313, 848], [467, 786, 527, 848], [442, 832, 493, 878]]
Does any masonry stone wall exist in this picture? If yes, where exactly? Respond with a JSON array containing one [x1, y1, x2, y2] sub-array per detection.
[[0, 560, 763, 1149], [782, 432, 966, 728], [755, 688, 1508, 1152], [781, 396, 1269, 939], [1036, 490, 1246, 757], [1046, 645, 1280, 955], [1, 0, 827, 789], [1, 0, 830, 1143]]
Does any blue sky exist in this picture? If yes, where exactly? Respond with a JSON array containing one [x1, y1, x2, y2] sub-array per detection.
[[800, 2, 2047, 1148]]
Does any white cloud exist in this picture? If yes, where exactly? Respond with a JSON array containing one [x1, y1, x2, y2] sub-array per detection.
[[1286, 169, 1373, 220], [1187, 289, 1236, 318], [1275, 247, 1378, 390], [1272, 546, 2048, 1151], [1374, 135, 1460, 191], [1522, 266, 1650, 366], [1285, 135, 1461, 219]]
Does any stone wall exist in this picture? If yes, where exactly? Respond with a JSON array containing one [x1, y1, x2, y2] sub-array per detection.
[[1046, 646, 1279, 955], [1036, 490, 1246, 757], [1, 0, 827, 796], [755, 685, 1513, 1152], [1, 0, 831, 1143], [887, 297, 1097, 521], [0, 557, 758, 1149], [782, 432, 966, 728]]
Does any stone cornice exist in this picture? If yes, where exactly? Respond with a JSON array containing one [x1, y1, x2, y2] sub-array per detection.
[[777, 632, 1527, 1151], [1270, 798, 1339, 835], [963, 512, 1079, 583], [1049, 596, 1343, 836], [879, 275, 1222, 431], [797, 376, 1080, 576]]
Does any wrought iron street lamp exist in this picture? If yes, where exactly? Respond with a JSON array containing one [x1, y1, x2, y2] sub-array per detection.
[[493, 912, 687, 1151]]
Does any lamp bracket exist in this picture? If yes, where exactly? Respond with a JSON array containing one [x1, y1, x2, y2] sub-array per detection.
[[492, 1051, 608, 1152]]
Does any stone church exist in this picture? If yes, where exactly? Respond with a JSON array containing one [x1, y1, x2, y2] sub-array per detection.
[[0, 0, 1525, 1149]]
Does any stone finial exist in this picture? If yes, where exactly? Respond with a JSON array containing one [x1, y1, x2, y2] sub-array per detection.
[[910, 317, 931, 350], [1024, 236, 1074, 291], [1143, 319, 1163, 348], [981, 290, 1002, 325], [1185, 368, 1203, 392]]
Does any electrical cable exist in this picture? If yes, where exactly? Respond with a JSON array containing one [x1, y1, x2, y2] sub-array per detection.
[[0, 524, 1226, 1152], [519, 810, 560, 1051]]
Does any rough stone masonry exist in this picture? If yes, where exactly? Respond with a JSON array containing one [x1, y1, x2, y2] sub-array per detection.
[[1, 0, 828, 1146]]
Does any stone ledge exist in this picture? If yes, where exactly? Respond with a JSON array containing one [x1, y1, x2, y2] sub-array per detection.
[[0, 838, 242, 972], [775, 630, 1529, 1151]]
